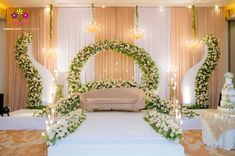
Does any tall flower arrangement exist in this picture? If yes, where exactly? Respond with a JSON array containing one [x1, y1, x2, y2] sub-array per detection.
[[193, 34, 221, 109], [15, 33, 43, 108]]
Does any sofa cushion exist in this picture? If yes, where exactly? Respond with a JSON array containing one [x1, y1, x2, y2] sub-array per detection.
[[86, 98, 138, 104]]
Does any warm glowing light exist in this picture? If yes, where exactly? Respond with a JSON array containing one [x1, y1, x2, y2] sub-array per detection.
[[42, 47, 57, 58], [159, 6, 164, 11], [130, 28, 144, 39], [45, 5, 50, 12], [86, 22, 99, 32], [188, 5, 192, 9], [215, 5, 219, 10], [102, 5, 106, 8], [186, 39, 203, 50]]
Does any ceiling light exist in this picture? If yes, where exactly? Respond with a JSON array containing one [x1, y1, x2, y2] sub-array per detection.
[[86, 3, 99, 33], [215, 5, 219, 10], [188, 5, 192, 9], [102, 5, 106, 8], [159, 6, 164, 11], [130, 5, 144, 40]]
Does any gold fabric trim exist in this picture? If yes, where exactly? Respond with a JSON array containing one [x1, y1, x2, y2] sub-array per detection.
[[201, 109, 235, 140]]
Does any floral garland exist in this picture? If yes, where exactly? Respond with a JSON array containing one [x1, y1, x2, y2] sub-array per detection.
[[193, 34, 221, 109], [37, 93, 81, 117], [79, 79, 139, 93], [68, 40, 159, 94], [146, 94, 198, 118], [42, 109, 86, 146], [15, 33, 43, 108], [145, 110, 182, 141]]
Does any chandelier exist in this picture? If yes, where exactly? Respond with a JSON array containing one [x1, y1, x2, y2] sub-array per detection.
[[42, 4, 57, 58], [130, 5, 144, 39], [186, 5, 202, 50], [86, 3, 99, 33]]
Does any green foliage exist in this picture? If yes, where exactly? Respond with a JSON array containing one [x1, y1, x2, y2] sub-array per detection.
[[15, 33, 43, 108], [194, 34, 221, 109]]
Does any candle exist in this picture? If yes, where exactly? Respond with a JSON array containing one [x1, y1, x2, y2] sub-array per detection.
[[176, 100, 179, 105], [52, 109, 55, 117]]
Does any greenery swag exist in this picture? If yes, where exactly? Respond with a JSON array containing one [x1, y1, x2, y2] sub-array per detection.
[[15, 33, 43, 108], [192, 34, 221, 109]]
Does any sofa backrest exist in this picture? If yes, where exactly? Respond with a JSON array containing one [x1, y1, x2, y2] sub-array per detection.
[[81, 88, 145, 98]]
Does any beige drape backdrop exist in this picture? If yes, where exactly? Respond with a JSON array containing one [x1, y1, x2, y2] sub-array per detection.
[[6, 8, 57, 110], [95, 7, 134, 81], [171, 7, 226, 108]]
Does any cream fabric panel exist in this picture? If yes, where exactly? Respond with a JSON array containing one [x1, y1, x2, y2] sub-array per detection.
[[95, 7, 134, 81]]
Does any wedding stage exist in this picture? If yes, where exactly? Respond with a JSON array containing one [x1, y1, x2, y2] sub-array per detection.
[[48, 112, 185, 156], [0, 109, 201, 131]]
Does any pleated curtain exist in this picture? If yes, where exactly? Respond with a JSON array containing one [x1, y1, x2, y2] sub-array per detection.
[[134, 7, 171, 98], [94, 7, 134, 81], [57, 8, 95, 95]]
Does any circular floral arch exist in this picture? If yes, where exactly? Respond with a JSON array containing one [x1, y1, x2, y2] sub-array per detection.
[[68, 40, 160, 93]]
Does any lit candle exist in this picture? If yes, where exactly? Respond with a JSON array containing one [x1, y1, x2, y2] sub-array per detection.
[[175, 100, 179, 105], [52, 109, 55, 117]]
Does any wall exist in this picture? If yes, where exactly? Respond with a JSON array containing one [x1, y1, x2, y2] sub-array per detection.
[[230, 21, 235, 74], [0, 20, 7, 104]]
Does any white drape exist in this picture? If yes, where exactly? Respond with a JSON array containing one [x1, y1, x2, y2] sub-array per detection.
[[134, 7, 171, 98], [57, 8, 95, 95]]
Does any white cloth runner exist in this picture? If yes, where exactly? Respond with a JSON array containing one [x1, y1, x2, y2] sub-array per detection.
[[49, 112, 185, 156]]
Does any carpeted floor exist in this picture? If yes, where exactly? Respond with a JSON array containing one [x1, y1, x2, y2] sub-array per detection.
[[0, 130, 234, 156]]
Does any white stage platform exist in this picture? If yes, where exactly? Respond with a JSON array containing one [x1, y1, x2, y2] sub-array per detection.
[[49, 112, 185, 156], [0, 109, 201, 131], [0, 109, 46, 130]]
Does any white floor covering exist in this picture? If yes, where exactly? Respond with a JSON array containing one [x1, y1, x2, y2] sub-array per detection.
[[0, 109, 46, 130], [0, 109, 202, 131], [49, 112, 185, 156]]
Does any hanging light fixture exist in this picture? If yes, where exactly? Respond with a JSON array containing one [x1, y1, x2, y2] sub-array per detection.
[[42, 4, 57, 58], [86, 3, 99, 33], [186, 5, 202, 50], [130, 5, 144, 40]]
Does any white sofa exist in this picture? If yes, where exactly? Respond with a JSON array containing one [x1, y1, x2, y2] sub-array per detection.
[[80, 88, 145, 112]]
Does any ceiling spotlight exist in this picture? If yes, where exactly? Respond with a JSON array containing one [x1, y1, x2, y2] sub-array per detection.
[[188, 5, 192, 9], [102, 5, 106, 8]]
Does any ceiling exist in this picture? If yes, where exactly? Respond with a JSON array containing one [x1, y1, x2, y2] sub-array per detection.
[[1, 0, 235, 8]]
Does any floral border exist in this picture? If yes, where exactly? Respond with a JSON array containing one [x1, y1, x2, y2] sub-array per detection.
[[68, 40, 160, 94], [43, 109, 86, 146], [145, 110, 182, 141], [15, 33, 43, 108], [193, 34, 221, 109]]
